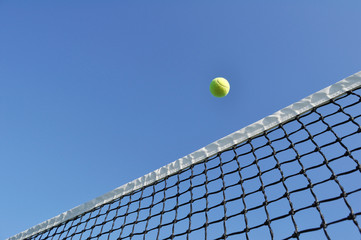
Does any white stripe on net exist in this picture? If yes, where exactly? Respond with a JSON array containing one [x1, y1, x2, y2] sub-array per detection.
[[8, 71, 361, 240]]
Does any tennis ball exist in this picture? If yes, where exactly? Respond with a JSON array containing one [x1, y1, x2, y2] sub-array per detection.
[[209, 77, 230, 98]]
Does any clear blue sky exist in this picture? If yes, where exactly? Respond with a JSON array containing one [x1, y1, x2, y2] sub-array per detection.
[[1, 1, 361, 239]]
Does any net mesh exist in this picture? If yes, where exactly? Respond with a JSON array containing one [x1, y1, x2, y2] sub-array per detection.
[[26, 88, 361, 239]]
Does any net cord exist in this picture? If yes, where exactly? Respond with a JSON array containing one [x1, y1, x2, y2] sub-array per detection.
[[8, 71, 361, 240]]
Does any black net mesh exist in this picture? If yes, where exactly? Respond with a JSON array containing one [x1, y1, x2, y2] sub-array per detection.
[[28, 88, 361, 240]]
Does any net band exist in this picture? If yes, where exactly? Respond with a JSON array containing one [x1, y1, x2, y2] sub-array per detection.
[[9, 71, 361, 240]]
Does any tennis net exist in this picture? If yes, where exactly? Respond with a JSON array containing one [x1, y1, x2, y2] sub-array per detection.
[[9, 72, 361, 240]]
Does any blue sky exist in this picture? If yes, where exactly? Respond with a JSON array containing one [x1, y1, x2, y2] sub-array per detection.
[[1, 1, 361, 239]]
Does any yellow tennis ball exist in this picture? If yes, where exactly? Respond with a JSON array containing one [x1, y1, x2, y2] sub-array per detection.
[[209, 77, 230, 98]]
